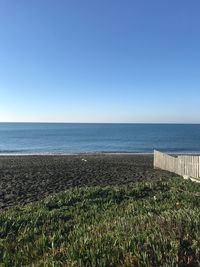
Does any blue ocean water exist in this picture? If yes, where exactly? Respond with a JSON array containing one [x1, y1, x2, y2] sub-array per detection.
[[0, 123, 200, 155]]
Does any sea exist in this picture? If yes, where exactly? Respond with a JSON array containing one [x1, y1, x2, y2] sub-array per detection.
[[0, 123, 200, 155]]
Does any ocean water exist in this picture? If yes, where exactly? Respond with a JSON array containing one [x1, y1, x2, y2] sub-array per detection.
[[0, 123, 200, 155]]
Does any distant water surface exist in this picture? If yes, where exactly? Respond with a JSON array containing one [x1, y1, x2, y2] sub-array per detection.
[[0, 123, 200, 155]]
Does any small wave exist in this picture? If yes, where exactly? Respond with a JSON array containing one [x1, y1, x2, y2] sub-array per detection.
[[0, 151, 153, 156]]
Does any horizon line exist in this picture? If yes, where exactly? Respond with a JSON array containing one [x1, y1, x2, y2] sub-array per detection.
[[1, 122, 200, 124]]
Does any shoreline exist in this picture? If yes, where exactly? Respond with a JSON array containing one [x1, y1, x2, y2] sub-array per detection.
[[0, 152, 154, 156], [0, 152, 200, 157]]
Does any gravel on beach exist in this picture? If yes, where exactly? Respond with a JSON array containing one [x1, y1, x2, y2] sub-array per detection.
[[0, 154, 179, 211]]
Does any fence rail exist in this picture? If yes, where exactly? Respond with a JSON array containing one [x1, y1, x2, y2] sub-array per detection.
[[154, 150, 200, 180]]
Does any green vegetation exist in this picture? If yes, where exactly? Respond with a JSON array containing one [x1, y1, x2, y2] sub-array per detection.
[[0, 177, 200, 266]]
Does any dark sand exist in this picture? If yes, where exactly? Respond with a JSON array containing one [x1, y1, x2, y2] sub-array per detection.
[[0, 155, 179, 211]]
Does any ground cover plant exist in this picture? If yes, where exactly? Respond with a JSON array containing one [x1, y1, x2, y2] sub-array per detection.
[[0, 177, 200, 266]]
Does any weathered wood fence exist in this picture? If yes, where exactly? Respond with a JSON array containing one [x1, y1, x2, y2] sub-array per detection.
[[154, 150, 200, 181]]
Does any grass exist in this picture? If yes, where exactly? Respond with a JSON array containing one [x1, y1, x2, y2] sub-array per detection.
[[0, 177, 200, 266]]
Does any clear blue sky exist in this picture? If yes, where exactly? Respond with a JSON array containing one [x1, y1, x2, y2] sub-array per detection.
[[0, 0, 200, 123]]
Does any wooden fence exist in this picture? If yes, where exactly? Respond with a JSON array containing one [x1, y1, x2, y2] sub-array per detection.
[[154, 150, 200, 181]]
